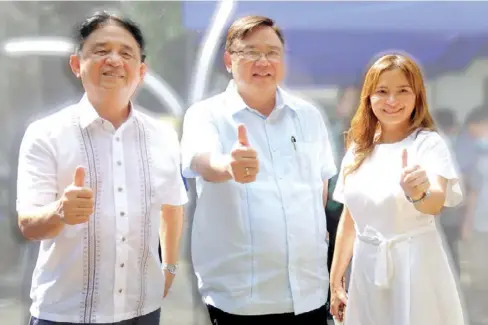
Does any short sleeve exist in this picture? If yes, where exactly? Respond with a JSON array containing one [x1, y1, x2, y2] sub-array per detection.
[[332, 146, 354, 204], [318, 114, 338, 181], [16, 122, 58, 213], [159, 127, 188, 206], [416, 132, 463, 207], [180, 103, 223, 178]]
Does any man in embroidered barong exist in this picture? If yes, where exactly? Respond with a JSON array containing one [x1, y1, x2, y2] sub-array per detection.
[[15, 11, 187, 325]]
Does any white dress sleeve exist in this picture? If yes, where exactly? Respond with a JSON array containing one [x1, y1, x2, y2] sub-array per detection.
[[332, 145, 355, 204], [415, 131, 463, 207]]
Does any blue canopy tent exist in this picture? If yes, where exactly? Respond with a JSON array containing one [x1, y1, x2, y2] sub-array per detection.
[[182, 1, 488, 88]]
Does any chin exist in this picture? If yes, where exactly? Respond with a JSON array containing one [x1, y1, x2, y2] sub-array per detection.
[[379, 117, 411, 128], [99, 86, 122, 92], [252, 79, 276, 90]]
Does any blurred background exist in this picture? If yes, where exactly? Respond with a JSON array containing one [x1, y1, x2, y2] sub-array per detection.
[[1, 1, 487, 324]]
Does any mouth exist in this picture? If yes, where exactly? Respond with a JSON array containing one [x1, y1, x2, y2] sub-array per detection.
[[252, 73, 272, 78], [102, 72, 124, 78], [383, 107, 403, 114]]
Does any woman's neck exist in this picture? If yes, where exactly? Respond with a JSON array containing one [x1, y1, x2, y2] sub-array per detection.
[[378, 123, 413, 144]]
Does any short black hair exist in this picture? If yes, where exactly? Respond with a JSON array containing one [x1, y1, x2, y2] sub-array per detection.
[[74, 11, 146, 62]]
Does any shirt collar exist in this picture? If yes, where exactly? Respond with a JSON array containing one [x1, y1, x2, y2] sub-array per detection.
[[78, 93, 135, 129], [224, 80, 297, 115]]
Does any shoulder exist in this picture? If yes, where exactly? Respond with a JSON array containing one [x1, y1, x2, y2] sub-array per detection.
[[184, 92, 227, 120], [337, 142, 356, 167], [284, 90, 323, 117], [415, 128, 441, 141], [133, 109, 179, 142], [283, 90, 331, 132], [23, 105, 78, 143], [413, 128, 446, 149], [344, 142, 357, 159], [412, 129, 456, 168]]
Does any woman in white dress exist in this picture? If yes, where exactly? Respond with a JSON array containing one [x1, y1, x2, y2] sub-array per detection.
[[329, 53, 466, 325]]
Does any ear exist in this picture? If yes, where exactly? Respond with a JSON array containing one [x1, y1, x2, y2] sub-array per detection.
[[137, 62, 147, 88], [69, 54, 81, 78], [139, 62, 147, 80], [223, 51, 232, 73]]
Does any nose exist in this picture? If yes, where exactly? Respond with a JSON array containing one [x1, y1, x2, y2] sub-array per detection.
[[253, 53, 271, 66], [105, 52, 123, 66], [386, 94, 398, 105]]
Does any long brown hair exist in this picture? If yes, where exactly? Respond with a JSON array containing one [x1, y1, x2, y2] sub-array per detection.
[[344, 53, 436, 177]]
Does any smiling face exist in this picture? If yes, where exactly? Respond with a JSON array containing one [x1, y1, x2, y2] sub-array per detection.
[[345, 54, 435, 174], [370, 68, 416, 129], [224, 25, 285, 95], [69, 21, 146, 104]]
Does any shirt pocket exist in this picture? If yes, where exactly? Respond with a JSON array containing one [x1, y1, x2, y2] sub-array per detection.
[[295, 139, 322, 185]]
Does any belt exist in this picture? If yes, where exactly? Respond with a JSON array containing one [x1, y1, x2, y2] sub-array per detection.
[[356, 222, 436, 289]]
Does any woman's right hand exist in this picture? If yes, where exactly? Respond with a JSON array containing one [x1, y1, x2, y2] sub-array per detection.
[[330, 280, 348, 322]]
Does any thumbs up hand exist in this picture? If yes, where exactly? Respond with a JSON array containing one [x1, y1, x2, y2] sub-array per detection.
[[228, 124, 259, 184], [59, 166, 94, 225], [400, 149, 430, 201]]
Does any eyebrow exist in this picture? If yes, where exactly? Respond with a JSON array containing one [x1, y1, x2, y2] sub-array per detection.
[[376, 84, 412, 89], [242, 44, 282, 51], [92, 42, 135, 52]]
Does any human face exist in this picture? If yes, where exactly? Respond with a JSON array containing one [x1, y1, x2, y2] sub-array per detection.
[[370, 68, 416, 128], [225, 26, 285, 94], [70, 23, 146, 103]]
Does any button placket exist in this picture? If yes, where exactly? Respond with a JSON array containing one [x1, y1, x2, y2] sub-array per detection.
[[112, 131, 129, 314], [268, 114, 303, 307]]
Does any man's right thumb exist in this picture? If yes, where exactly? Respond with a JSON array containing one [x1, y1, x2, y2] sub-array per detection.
[[73, 166, 85, 187], [237, 124, 249, 146]]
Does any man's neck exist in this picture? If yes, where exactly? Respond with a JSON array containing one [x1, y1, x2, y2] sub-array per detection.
[[89, 95, 130, 129], [238, 88, 277, 117]]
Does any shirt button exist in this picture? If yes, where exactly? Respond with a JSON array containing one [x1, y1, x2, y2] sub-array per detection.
[[115, 137, 120, 142], [120, 211, 125, 217], [118, 187, 123, 192], [121, 237, 126, 242], [118, 289, 123, 293], [120, 263, 125, 268], [117, 161, 122, 166]]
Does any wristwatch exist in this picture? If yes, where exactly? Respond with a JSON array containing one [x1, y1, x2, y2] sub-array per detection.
[[162, 263, 178, 275], [406, 189, 431, 204]]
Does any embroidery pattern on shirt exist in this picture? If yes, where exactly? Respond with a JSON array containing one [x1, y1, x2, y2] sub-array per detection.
[[134, 115, 153, 316], [75, 113, 102, 323]]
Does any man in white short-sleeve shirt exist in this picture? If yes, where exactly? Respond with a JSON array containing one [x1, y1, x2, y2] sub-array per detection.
[[181, 15, 337, 324], [16, 12, 187, 324]]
